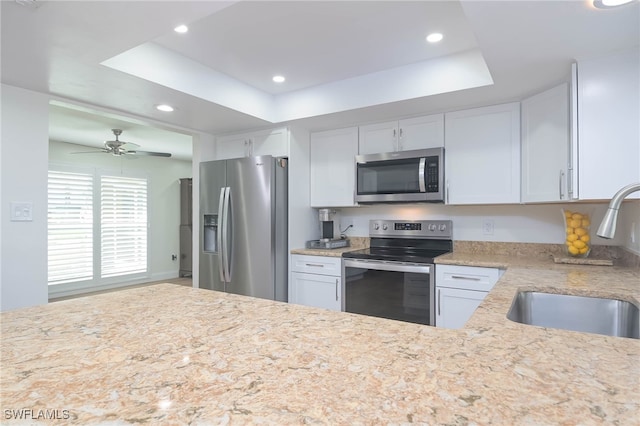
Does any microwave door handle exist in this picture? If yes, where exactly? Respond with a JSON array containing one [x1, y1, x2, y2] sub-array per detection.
[[418, 158, 426, 193]]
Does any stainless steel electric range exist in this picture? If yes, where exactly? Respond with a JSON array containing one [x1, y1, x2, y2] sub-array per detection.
[[342, 219, 453, 326]]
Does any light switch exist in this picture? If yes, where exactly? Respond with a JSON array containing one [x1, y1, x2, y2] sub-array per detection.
[[10, 202, 33, 222]]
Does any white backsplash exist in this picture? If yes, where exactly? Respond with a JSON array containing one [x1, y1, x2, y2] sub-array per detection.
[[335, 202, 639, 250]]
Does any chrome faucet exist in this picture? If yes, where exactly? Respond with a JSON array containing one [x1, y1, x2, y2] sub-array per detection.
[[596, 183, 640, 239]]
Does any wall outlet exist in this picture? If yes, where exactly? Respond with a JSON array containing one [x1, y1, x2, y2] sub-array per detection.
[[482, 219, 495, 235]]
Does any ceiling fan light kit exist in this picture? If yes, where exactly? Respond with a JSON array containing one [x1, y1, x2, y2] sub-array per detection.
[[72, 129, 172, 158]]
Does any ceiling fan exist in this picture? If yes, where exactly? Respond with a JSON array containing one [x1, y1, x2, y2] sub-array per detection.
[[72, 129, 172, 158]]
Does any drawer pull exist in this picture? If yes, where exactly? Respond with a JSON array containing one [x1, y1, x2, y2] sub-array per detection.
[[305, 263, 324, 268], [335, 278, 339, 301], [451, 275, 481, 281]]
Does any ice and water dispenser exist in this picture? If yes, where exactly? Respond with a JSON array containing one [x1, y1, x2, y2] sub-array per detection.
[[203, 214, 218, 253]]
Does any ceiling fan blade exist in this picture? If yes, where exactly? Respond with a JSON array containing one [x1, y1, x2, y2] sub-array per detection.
[[71, 149, 109, 154], [127, 150, 172, 158]]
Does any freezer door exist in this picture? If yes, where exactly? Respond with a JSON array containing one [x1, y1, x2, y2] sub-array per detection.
[[225, 156, 276, 299], [199, 160, 226, 291]]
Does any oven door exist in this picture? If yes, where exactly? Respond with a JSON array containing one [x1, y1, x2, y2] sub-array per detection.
[[342, 258, 434, 326]]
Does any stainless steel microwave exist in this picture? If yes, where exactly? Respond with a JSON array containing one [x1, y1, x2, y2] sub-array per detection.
[[355, 147, 444, 203]]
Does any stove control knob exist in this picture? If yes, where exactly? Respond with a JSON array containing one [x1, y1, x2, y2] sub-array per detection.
[[429, 224, 437, 231], [382, 224, 388, 230], [374, 223, 380, 230], [439, 224, 447, 231]]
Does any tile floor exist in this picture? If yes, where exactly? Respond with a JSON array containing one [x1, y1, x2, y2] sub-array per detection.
[[50, 277, 193, 302]]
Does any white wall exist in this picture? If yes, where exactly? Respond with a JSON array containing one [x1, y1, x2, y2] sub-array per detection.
[[48, 140, 192, 295], [1, 85, 50, 311], [335, 202, 627, 247]]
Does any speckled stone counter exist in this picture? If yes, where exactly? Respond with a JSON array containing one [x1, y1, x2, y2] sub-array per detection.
[[290, 236, 368, 257], [2, 268, 639, 424]]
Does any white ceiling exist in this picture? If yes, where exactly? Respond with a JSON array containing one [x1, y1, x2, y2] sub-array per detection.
[[2, 0, 639, 159]]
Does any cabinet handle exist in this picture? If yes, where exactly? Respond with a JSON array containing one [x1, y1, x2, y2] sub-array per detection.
[[446, 180, 450, 204], [244, 140, 249, 157], [438, 289, 441, 316], [451, 275, 481, 281], [393, 128, 397, 151], [305, 263, 324, 268], [398, 128, 403, 150], [335, 278, 339, 301], [559, 170, 565, 200]]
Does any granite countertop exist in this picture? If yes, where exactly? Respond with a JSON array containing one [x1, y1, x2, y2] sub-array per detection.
[[2, 257, 639, 423], [290, 237, 368, 257]]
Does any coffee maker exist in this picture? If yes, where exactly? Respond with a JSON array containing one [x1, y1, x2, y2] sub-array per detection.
[[306, 209, 350, 249]]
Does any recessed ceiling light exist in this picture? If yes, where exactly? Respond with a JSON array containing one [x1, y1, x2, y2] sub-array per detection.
[[156, 104, 174, 112], [426, 33, 444, 43], [174, 25, 188, 33], [593, 0, 635, 7], [272, 75, 286, 83]]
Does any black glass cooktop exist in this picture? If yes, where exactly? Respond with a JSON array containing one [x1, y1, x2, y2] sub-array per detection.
[[342, 238, 452, 264]]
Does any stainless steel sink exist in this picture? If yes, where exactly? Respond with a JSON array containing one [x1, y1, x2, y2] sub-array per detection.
[[507, 291, 639, 339]]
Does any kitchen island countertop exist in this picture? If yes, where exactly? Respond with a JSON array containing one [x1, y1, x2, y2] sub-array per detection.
[[1, 260, 639, 424]]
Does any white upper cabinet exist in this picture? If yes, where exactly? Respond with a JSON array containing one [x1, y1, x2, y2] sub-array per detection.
[[576, 48, 640, 200], [358, 114, 444, 155], [216, 127, 289, 160], [310, 127, 359, 207], [445, 103, 521, 205], [521, 83, 570, 203]]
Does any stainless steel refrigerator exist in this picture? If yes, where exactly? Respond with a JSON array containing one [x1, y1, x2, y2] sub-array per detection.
[[199, 156, 288, 301]]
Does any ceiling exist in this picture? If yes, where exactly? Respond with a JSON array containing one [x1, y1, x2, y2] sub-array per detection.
[[2, 0, 639, 159]]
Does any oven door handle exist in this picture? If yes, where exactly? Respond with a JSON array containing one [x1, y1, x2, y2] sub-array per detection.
[[343, 259, 431, 274]]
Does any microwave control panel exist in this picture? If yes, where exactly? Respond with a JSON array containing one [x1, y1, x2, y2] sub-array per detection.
[[425, 156, 439, 192]]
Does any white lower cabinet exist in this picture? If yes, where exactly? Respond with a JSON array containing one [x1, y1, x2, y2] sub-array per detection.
[[290, 255, 341, 311], [435, 265, 503, 329]]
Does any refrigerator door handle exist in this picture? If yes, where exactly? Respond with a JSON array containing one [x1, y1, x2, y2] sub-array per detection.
[[222, 186, 232, 283], [217, 187, 226, 283]]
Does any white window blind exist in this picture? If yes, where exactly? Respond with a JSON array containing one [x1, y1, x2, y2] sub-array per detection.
[[101, 175, 148, 278], [47, 170, 94, 285]]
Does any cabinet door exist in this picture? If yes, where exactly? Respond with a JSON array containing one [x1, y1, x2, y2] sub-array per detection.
[[290, 271, 341, 311], [398, 114, 444, 151], [310, 127, 359, 207], [216, 133, 248, 160], [436, 287, 487, 329], [445, 102, 521, 204], [521, 83, 570, 202], [252, 127, 289, 158], [577, 48, 640, 200], [358, 121, 397, 154]]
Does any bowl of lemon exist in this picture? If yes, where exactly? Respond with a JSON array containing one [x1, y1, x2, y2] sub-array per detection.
[[563, 209, 591, 258]]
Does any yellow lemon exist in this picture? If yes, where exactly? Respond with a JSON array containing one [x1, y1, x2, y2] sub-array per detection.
[[580, 234, 590, 243], [564, 210, 573, 219], [573, 240, 586, 249], [568, 245, 580, 255], [566, 227, 573, 234], [579, 247, 589, 254], [566, 233, 579, 242], [566, 241, 572, 247], [571, 213, 583, 220], [574, 227, 587, 237], [581, 219, 590, 227], [569, 219, 582, 228]]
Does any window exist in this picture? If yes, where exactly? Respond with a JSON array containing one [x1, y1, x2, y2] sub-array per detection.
[[47, 170, 94, 285], [101, 175, 148, 278], [47, 168, 148, 287]]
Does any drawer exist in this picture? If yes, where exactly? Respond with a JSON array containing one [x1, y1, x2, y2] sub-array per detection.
[[436, 265, 502, 292], [291, 254, 342, 276]]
